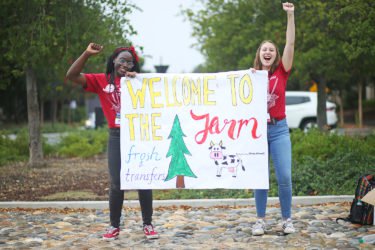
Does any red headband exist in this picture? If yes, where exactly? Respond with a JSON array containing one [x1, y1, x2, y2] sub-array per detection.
[[114, 46, 139, 62]]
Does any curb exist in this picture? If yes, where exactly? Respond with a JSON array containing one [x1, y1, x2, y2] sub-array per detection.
[[0, 195, 352, 209]]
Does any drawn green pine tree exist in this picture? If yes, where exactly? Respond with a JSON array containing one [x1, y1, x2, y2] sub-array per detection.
[[164, 115, 197, 188]]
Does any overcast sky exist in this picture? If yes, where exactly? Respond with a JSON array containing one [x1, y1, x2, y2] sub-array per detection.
[[128, 0, 204, 73]]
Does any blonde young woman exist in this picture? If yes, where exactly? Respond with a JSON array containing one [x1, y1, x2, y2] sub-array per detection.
[[250, 2, 296, 236]]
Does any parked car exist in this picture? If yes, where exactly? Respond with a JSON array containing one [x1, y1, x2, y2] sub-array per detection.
[[285, 91, 338, 131]]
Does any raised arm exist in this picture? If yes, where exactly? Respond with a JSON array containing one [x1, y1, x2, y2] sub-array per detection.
[[281, 2, 295, 72], [66, 43, 103, 87]]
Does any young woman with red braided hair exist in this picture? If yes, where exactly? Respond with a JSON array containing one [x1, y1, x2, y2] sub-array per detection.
[[66, 43, 158, 240]]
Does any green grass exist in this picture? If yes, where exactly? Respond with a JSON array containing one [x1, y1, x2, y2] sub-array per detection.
[[41, 190, 105, 201], [40, 190, 252, 200], [41, 190, 140, 201]]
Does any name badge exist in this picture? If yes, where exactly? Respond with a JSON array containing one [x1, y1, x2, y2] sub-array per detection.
[[115, 112, 121, 126]]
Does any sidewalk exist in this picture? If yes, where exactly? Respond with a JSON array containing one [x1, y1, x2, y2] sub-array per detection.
[[1, 196, 375, 249], [0, 195, 353, 209]]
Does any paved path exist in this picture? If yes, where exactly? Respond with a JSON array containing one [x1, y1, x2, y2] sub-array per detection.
[[0, 196, 353, 209], [1, 198, 374, 249]]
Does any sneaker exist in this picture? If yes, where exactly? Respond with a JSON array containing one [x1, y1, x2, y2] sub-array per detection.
[[252, 219, 266, 236], [103, 226, 120, 240], [282, 218, 296, 234], [143, 224, 159, 239]]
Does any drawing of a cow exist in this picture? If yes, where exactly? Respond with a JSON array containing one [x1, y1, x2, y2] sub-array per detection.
[[209, 141, 245, 177]]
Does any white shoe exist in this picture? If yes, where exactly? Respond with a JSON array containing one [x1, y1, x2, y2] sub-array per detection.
[[252, 219, 266, 236], [282, 218, 296, 234]]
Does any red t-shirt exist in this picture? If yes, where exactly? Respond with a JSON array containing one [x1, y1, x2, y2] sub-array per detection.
[[84, 73, 121, 128], [267, 61, 291, 120]]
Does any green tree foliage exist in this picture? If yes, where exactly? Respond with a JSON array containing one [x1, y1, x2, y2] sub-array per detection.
[[327, 0, 375, 127], [2, 0, 136, 75], [294, 1, 349, 129], [184, 0, 283, 72], [0, 0, 136, 166], [184, 0, 374, 129], [328, 0, 375, 66]]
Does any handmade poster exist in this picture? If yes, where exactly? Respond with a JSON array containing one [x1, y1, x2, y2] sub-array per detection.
[[362, 189, 375, 225], [362, 189, 375, 206], [120, 70, 268, 189]]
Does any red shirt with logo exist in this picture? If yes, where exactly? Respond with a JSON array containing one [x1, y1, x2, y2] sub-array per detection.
[[84, 73, 121, 128], [267, 61, 291, 120]]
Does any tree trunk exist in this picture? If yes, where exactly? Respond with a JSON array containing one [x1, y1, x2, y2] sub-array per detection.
[[338, 95, 344, 127], [26, 66, 44, 167], [332, 90, 344, 126], [68, 104, 71, 124], [358, 80, 363, 128], [52, 98, 57, 125], [176, 175, 185, 188], [60, 99, 65, 123], [317, 78, 327, 131], [40, 98, 44, 127]]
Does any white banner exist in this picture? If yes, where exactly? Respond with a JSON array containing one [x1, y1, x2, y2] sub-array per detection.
[[120, 70, 269, 189]]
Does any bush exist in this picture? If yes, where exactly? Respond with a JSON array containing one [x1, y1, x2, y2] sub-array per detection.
[[289, 129, 374, 196], [1, 127, 373, 198], [0, 130, 29, 165], [0, 129, 59, 166], [0, 127, 109, 166], [56, 129, 107, 158]]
